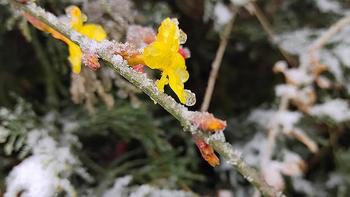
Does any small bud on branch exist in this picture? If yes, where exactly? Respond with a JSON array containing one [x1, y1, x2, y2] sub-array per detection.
[[195, 137, 220, 167], [191, 112, 227, 132]]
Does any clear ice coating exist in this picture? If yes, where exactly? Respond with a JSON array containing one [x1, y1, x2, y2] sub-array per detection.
[[171, 18, 179, 26], [179, 29, 187, 44], [184, 89, 196, 106]]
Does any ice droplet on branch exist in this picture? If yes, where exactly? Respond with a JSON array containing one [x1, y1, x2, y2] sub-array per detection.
[[184, 89, 196, 106]]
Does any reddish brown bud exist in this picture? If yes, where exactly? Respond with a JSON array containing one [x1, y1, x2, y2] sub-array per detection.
[[191, 112, 227, 132], [132, 64, 145, 73], [195, 137, 220, 167], [111, 43, 144, 66], [82, 52, 101, 71], [178, 47, 191, 59]]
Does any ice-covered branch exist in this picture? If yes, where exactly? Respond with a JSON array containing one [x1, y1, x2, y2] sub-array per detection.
[[13, 1, 282, 196]]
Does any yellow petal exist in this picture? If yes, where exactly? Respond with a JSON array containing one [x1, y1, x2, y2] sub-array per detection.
[[156, 73, 169, 92], [157, 18, 180, 51], [23, 12, 70, 43], [67, 6, 84, 30], [26, 5, 108, 75], [143, 41, 170, 70], [168, 69, 187, 104], [127, 54, 145, 66], [171, 52, 187, 70], [68, 42, 82, 74], [80, 24, 107, 41]]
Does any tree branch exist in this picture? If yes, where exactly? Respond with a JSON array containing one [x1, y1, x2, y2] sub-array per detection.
[[306, 15, 350, 70], [201, 14, 236, 112], [248, 2, 298, 67], [309, 15, 350, 51], [14, 2, 283, 196]]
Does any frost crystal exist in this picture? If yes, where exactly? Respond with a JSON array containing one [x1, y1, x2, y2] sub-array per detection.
[[4, 114, 90, 197], [275, 84, 297, 98], [273, 111, 302, 133], [334, 44, 350, 68], [206, 131, 226, 143], [314, 0, 342, 13], [291, 177, 318, 196], [5, 156, 58, 197], [326, 173, 344, 188], [277, 28, 317, 55], [111, 54, 124, 66], [284, 68, 313, 85], [102, 176, 132, 197], [319, 50, 343, 82], [231, 0, 250, 7], [248, 109, 275, 128], [249, 109, 302, 133], [262, 161, 285, 191], [238, 133, 267, 166], [213, 2, 233, 27], [103, 176, 193, 197], [0, 125, 9, 143], [273, 60, 287, 73], [310, 99, 350, 122], [279, 151, 304, 176]]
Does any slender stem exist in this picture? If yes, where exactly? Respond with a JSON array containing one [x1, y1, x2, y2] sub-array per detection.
[[262, 96, 290, 164], [14, 2, 283, 196], [250, 2, 298, 67], [306, 15, 350, 70], [201, 14, 236, 112], [309, 15, 350, 51]]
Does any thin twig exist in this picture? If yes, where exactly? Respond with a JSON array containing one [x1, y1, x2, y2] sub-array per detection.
[[307, 15, 350, 70], [261, 96, 290, 165], [201, 14, 236, 112], [249, 2, 298, 67], [309, 15, 350, 51], [14, 2, 283, 196]]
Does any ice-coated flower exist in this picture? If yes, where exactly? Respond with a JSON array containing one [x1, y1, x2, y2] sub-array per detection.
[[24, 6, 106, 74], [143, 18, 190, 104], [64, 6, 106, 74]]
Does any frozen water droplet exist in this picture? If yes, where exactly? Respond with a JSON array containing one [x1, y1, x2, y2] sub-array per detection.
[[171, 18, 179, 26], [179, 29, 187, 44], [245, 176, 253, 182], [185, 89, 196, 106], [151, 97, 157, 105], [227, 160, 238, 166]]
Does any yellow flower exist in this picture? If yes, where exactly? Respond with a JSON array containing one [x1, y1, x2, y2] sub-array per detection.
[[24, 6, 106, 74], [143, 18, 189, 104], [65, 6, 106, 74]]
